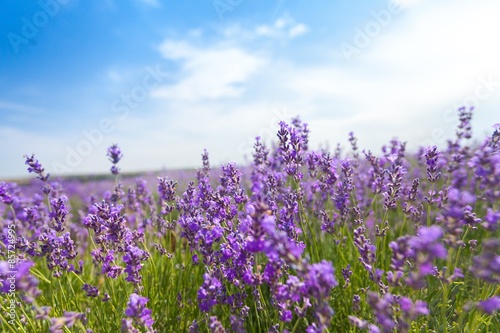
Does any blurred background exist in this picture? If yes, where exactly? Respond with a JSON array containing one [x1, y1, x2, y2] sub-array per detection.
[[1, 0, 499, 180]]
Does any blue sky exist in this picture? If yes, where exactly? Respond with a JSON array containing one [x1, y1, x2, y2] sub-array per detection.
[[1, 0, 499, 179]]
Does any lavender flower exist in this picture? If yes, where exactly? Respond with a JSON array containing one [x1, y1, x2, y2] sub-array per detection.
[[107, 144, 123, 175], [0, 260, 40, 303], [198, 272, 224, 312], [349, 316, 380, 333], [0, 182, 14, 204], [49, 312, 84, 333], [24, 154, 50, 181], [123, 293, 155, 332], [423, 146, 441, 182], [407, 226, 447, 288], [82, 284, 99, 297], [383, 154, 406, 210], [123, 245, 149, 285], [49, 195, 69, 232], [456, 106, 473, 140], [483, 208, 500, 231], [157, 177, 177, 203], [303, 260, 337, 331], [354, 226, 378, 282], [304, 260, 337, 300], [478, 296, 500, 315], [398, 297, 429, 320], [278, 121, 304, 180], [472, 239, 500, 283], [208, 316, 226, 333], [367, 292, 395, 333]]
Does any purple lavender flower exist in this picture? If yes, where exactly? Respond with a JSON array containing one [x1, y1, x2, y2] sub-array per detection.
[[483, 208, 500, 231], [389, 236, 411, 272], [335, 159, 354, 217], [35, 306, 52, 320], [39, 231, 78, 277], [348, 131, 359, 156], [49, 196, 69, 232], [123, 245, 149, 285], [478, 296, 500, 315], [367, 292, 395, 333], [423, 146, 441, 182], [107, 144, 123, 175], [208, 316, 226, 333], [460, 205, 482, 228], [0, 260, 40, 303], [456, 106, 473, 140], [354, 226, 378, 282], [303, 260, 337, 300], [277, 121, 304, 180], [398, 297, 429, 320], [82, 284, 99, 297], [230, 315, 245, 333], [49, 312, 84, 333], [383, 155, 406, 210], [472, 239, 500, 283], [303, 260, 337, 331], [349, 316, 380, 333], [157, 177, 177, 202], [198, 272, 223, 312], [123, 293, 155, 332], [24, 154, 50, 181], [0, 182, 14, 205], [407, 226, 447, 288]]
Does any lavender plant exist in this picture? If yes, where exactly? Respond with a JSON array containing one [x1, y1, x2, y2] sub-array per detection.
[[0, 110, 499, 332]]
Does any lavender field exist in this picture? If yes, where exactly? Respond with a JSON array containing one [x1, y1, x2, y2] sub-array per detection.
[[1, 108, 499, 333]]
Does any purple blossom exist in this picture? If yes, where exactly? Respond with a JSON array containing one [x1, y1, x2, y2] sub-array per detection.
[[123, 293, 155, 332], [278, 120, 305, 180], [423, 146, 441, 182], [367, 292, 395, 333], [49, 196, 69, 232], [39, 231, 78, 277], [303, 261, 337, 331], [107, 144, 123, 175], [123, 245, 149, 285], [398, 297, 429, 320], [82, 283, 99, 297], [349, 316, 380, 333], [335, 159, 354, 217], [478, 296, 500, 315], [303, 260, 337, 300], [0, 260, 40, 303], [483, 208, 500, 231], [24, 154, 50, 181], [49, 312, 84, 333], [157, 177, 177, 202], [208, 316, 226, 333], [354, 226, 378, 282], [472, 239, 500, 283], [407, 226, 447, 288], [456, 106, 473, 140], [0, 182, 14, 204], [197, 274, 223, 312]]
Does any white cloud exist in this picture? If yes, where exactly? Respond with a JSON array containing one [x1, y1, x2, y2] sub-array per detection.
[[288, 23, 308, 38], [153, 41, 266, 101], [254, 15, 309, 40]]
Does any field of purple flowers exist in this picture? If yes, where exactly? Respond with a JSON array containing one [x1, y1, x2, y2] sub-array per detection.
[[1, 108, 499, 333]]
